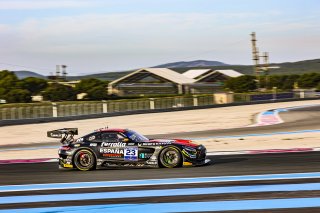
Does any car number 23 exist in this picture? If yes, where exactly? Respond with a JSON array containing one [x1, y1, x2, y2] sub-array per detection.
[[124, 147, 138, 161]]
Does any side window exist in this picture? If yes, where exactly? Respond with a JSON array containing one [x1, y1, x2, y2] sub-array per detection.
[[84, 132, 101, 143], [100, 132, 129, 143], [101, 133, 120, 143], [117, 133, 126, 141]]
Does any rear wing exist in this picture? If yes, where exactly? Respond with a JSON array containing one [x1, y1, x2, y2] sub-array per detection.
[[47, 128, 78, 145], [47, 128, 78, 138]]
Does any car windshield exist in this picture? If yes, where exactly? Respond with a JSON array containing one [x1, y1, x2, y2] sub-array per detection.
[[125, 130, 149, 142]]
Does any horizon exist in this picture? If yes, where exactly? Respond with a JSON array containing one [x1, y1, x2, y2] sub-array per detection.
[[12, 57, 320, 77], [0, 0, 319, 75]]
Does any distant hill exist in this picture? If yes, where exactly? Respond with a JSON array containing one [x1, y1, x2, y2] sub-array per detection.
[[153, 60, 229, 68], [13, 71, 46, 79], [67, 71, 133, 81], [171, 58, 320, 75], [12, 58, 320, 81], [67, 60, 230, 81], [75, 58, 320, 81]]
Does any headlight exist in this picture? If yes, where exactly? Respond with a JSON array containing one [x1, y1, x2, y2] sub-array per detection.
[[184, 147, 196, 153], [197, 145, 204, 150]]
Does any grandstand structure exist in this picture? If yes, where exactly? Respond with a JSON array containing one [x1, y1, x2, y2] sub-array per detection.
[[183, 69, 243, 94], [108, 68, 195, 96], [108, 68, 242, 96]]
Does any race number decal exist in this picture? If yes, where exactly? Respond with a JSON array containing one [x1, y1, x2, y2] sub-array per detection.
[[124, 147, 138, 161]]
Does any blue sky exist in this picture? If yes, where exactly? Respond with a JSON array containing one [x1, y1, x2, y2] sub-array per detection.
[[0, 0, 319, 75]]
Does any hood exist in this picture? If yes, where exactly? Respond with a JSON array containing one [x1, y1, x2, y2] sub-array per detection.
[[149, 139, 198, 148]]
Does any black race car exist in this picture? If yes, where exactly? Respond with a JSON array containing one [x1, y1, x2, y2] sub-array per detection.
[[47, 128, 209, 171]]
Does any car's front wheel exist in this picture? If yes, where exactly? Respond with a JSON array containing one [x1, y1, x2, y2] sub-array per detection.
[[73, 149, 96, 171], [159, 146, 182, 168]]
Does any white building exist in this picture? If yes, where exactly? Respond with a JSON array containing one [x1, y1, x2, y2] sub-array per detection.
[[108, 68, 195, 96]]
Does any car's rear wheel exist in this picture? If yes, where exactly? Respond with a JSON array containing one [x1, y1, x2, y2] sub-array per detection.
[[73, 149, 96, 171], [159, 146, 182, 168]]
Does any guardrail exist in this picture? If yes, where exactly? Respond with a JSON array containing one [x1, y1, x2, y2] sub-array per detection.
[[0, 92, 318, 125]]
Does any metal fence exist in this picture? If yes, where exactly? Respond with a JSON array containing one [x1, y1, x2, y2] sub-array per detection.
[[0, 92, 318, 121]]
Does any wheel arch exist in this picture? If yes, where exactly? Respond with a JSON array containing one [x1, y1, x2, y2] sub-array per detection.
[[158, 145, 183, 168], [72, 147, 98, 170]]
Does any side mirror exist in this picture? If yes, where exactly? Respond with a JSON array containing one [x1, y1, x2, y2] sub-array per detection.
[[123, 138, 129, 142]]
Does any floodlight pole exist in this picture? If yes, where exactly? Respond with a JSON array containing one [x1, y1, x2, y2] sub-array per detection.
[[251, 32, 261, 89]]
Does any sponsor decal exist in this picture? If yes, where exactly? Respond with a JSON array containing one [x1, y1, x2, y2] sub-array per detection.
[[103, 153, 122, 158], [122, 163, 145, 167], [139, 153, 153, 159], [90, 143, 97, 147], [97, 159, 103, 165], [139, 153, 145, 158], [124, 147, 138, 161], [146, 161, 157, 165], [63, 163, 73, 168], [76, 138, 83, 142], [138, 142, 172, 146], [183, 162, 193, 166], [50, 133, 62, 138], [102, 142, 126, 147], [127, 142, 136, 146], [100, 148, 124, 154], [88, 135, 96, 141], [154, 139, 175, 143]]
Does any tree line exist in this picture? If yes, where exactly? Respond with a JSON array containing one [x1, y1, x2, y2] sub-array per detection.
[[0, 70, 110, 103], [225, 73, 320, 93], [1, 70, 320, 103]]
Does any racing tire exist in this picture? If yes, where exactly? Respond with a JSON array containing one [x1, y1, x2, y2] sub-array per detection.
[[73, 149, 96, 171], [159, 146, 182, 168]]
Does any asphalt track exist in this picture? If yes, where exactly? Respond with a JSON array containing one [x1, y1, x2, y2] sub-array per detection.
[[0, 104, 319, 212], [0, 152, 319, 185], [1, 152, 320, 212]]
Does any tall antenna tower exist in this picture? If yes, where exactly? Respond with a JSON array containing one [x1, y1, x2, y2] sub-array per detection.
[[262, 52, 269, 73], [260, 52, 269, 88], [56, 65, 60, 77], [61, 65, 67, 80], [251, 32, 270, 89], [250, 32, 260, 77]]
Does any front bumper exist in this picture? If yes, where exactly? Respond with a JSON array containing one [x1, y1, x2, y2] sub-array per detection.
[[182, 145, 208, 167]]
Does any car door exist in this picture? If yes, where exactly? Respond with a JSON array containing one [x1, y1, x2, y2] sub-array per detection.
[[99, 132, 128, 161]]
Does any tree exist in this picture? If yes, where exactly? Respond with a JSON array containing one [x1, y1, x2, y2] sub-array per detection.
[[42, 83, 76, 101], [0, 87, 6, 99], [298, 73, 320, 88], [282, 74, 300, 90], [86, 86, 108, 100], [75, 78, 107, 93], [18, 77, 48, 95], [0, 70, 18, 90], [0, 70, 24, 102], [5, 89, 32, 103], [225, 75, 257, 93], [266, 75, 300, 90]]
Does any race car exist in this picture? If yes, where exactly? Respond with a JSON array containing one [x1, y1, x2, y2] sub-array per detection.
[[47, 128, 209, 171]]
